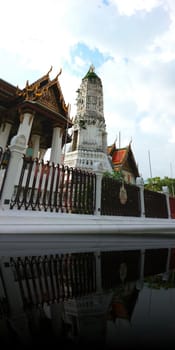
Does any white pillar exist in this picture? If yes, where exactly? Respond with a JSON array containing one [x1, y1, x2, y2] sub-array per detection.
[[136, 177, 145, 217], [50, 126, 62, 164], [162, 186, 171, 219], [17, 109, 35, 146], [31, 134, 40, 159], [0, 122, 12, 150], [39, 148, 47, 160], [93, 162, 104, 215], [0, 134, 26, 207]]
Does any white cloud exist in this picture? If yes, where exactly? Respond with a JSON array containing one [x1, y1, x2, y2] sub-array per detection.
[[1, 0, 175, 179], [109, 0, 162, 16]]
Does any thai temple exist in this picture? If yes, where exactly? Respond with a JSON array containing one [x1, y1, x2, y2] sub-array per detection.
[[0, 64, 139, 183], [0, 66, 72, 164], [1, 65, 175, 348], [107, 141, 140, 184]]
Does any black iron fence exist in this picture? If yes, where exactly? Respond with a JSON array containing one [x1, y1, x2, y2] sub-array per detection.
[[101, 177, 141, 217], [144, 189, 168, 218], [10, 158, 96, 214], [0, 146, 11, 199], [0, 152, 174, 219]]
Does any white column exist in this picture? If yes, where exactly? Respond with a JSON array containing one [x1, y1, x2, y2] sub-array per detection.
[[31, 134, 40, 159], [17, 109, 35, 145], [162, 186, 171, 219], [0, 134, 26, 207], [93, 162, 104, 215], [39, 147, 47, 160], [50, 126, 62, 164], [136, 177, 145, 217], [0, 122, 12, 150]]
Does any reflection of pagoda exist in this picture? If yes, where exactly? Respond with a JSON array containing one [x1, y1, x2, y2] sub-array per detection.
[[62, 292, 113, 345]]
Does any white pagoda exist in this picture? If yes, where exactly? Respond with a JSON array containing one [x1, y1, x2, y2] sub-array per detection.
[[64, 65, 112, 172]]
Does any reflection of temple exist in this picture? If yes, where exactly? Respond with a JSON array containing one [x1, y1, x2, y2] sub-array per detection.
[[0, 246, 175, 346], [110, 283, 139, 324]]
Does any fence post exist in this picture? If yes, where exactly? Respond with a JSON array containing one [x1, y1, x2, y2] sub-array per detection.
[[93, 162, 104, 216], [136, 249, 145, 290], [0, 257, 31, 344], [136, 176, 145, 217], [0, 134, 26, 208], [162, 186, 171, 218]]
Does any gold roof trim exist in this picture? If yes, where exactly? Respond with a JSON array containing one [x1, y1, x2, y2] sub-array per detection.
[[16, 66, 69, 113]]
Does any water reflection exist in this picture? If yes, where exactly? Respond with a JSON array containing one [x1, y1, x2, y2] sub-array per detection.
[[0, 246, 175, 349]]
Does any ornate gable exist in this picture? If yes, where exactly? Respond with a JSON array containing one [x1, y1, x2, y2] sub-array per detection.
[[17, 67, 69, 117], [37, 84, 63, 114]]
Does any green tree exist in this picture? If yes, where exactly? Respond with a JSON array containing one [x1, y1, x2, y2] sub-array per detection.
[[144, 176, 175, 196], [103, 170, 124, 182]]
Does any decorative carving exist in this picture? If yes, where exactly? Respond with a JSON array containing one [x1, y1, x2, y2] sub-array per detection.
[[119, 183, 127, 205], [16, 67, 69, 115]]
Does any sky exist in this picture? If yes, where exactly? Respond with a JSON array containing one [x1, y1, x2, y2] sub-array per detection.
[[1, 0, 175, 180]]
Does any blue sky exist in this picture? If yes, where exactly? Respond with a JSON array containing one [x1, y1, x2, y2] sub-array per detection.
[[1, 0, 175, 180]]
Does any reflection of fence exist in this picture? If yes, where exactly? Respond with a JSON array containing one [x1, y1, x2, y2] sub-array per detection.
[[101, 250, 140, 289], [0, 147, 11, 199], [10, 253, 96, 307], [0, 267, 10, 318], [144, 248, 168, 276], [10, 158, 96, 214]]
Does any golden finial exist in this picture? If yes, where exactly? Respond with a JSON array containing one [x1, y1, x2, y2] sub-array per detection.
[[47, 65, 53, 75], [55, 68, 62, 80], [89, 64, 95, 72]]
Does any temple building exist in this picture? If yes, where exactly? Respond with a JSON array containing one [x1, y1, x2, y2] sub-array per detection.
[[0, 67, 72, 164], [107, 142, 140, 184], [64, 65, 113, 172]]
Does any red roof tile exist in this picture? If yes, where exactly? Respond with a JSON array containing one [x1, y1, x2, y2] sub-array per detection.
[[112, 149, 126, 164]]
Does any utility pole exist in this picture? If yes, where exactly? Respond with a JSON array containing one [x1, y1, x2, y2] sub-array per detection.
[[148, 150, 152, 179], [170, 162, 175, 196]]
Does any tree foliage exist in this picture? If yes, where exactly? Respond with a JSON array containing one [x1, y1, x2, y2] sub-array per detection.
[[103, 170, 124, 182], [144, 176, 175, 196]]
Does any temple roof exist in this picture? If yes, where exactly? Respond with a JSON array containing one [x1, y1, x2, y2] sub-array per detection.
[[82, 64, 101, 82], [111, 287, 139, 321], [0, 68, 72, 127], [0, 68, 73, 149], [16, 66, 69, 117], [0, 79, 17, 109], [107, 142, 140, 178]]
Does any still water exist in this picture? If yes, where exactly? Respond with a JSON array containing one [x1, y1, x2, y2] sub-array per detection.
[[0, 243, 175, 349]]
